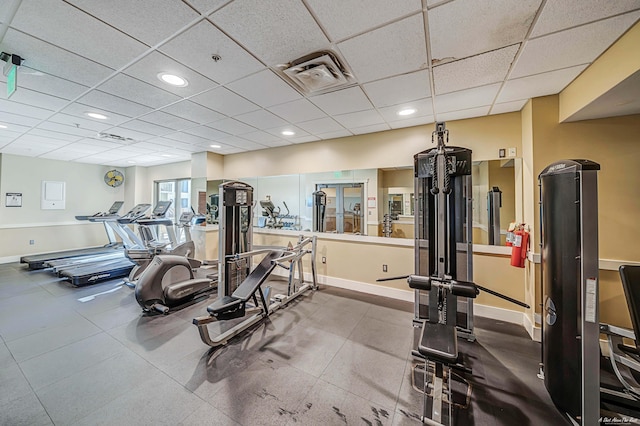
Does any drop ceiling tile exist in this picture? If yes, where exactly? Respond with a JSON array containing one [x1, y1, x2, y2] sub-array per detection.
[[49, 142, 109, 154], [497, 65, 588, 103], [511, 12, 640, 78], [160, 100, 226, 124], [429, 0, 540, 60], [97, 74, 181, 109], [434, 84, 501, 114], [164, 132, 210, 145], [188, 0, 229, 14], [433, 45, 520, 95], [290, 135, 320, 144], [145, 137, 186, 148], [235, 109, 288, 129], [0, 121, 31, 134], [160, 20, 264, 84], [76, 90, 152, 118], [333, 109, 385, 128], [1, 29, 114, 87], [531, 0, 640, 38], [67, 0, 199, 46], [210, 0, 329, 65], [269, 99, 327, 123], [73, 138, 124, 151], [1, 143, 54, 157], [0, 129, 24, 142], [264, 125, 310, 138], [306, 0, 422, 41], [8, 68, 89, 101], [377, 98, 434, 123], [40, 150, 93, 161], [363, 70, 431, 108], [241, 131, 283, 144], [103, 127, 154, 142], [490, 100, 528, 115], [388, 115, 435, 129], [436, 106, 491, 122], [216, 136, 267, 150], [0, 99, 53, 119], [124, 51, 219, 98], [27, 129, 84, 142], [350, 123, 390, 135], [37, 120, 103, 137], [4, 88, 69, 112], [11, 1, 146, 69], [138, 112, 198, 132], [207, 118, 256, 135], [338, 14, 427, 83], [183, 125, 229, 141], [0, 111, 41, 127], [296, 117, 345, 134], [227, 70, 302, 108], [191, 87, 260, 116], [60, 103, 132, 127], [120, 120, 174, 137], [309, 87, 373, 115], [12, 134, 69, 149], [316, 129, 353, 140]]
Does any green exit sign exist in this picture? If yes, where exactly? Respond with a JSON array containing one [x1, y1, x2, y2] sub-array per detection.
[[7, 64, 16, 99]]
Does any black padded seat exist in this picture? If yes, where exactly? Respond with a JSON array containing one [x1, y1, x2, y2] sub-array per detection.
[[208, 295, 243, 314], [418, 322, 458, 365]]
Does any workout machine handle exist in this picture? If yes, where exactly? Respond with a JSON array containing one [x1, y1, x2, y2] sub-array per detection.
[[406, 275, 478, 299]]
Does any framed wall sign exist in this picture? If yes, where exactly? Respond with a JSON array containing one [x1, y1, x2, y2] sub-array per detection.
[[6, 192, 22, 207]]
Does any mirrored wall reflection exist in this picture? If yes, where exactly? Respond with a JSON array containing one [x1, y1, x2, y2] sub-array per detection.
[[196, 159, 519, 244]]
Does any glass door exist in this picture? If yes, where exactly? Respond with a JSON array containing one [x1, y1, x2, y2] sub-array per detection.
[[316, 183, 364, 234]]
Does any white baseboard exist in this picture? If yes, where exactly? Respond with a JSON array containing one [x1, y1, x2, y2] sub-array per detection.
[[0, 255, 21, 264], [523, 313, 542, 342], [272, 267, 532, 335]]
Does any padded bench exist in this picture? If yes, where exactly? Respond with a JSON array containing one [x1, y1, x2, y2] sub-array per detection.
[[418, 321, 459, 365], [207, 250, 284, 320]]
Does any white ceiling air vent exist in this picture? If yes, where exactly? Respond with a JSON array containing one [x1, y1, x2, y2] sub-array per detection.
[[96, 132, 134, 144], [278, 51, 354, 95]]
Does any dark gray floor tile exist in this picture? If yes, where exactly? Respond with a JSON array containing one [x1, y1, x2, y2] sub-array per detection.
[[257, 322, 347, 377], [208, 357, 318, 425], [35, 350, 159, 425], [0, 361, 35, 406], [80, 301, 144, 331], [107, 310, 191, 347], [365, 302, 414, 327], [348, 316, 413, 359], [0, 306, 91, 343], [0, 390, 53, 426], [297, 302, 368, 338], [285, 379, 395, 425], [73, 373, 204, 426], [18, 332, 126, 390], [177, 402, 241, 426], [0, 338, 14, 367], [320, 340, 407, 408], [5, 315, 102, 362]]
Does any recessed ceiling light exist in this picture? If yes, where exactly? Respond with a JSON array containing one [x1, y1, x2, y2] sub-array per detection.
[[161, 154, 173, 157], [158, 73, 188, 87], [397, 108, 416, 116], [210, 144, 221, 148], [281, 130, 295, 136], [0, 124, 7, 129], [127, 160, 136, 164], [86, 112, 108, 120]]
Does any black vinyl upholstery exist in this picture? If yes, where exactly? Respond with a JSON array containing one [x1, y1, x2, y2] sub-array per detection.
[[620, 265, 640, 352]]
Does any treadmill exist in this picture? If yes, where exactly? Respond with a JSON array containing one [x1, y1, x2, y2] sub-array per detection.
[[20, 201, 125, 270], [57, 204, 152, 286]]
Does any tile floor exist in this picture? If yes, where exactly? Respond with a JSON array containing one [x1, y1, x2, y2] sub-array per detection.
[[0, 261, 571, 425]]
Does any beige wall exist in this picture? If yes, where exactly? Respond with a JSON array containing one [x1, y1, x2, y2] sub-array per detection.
[[223, 112, 522, 178], [0, 154, 126, 259]]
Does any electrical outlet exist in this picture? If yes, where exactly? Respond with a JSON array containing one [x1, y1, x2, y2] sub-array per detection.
[[508, 147, 517, 157], [322, 256, 326, 264], [383, 264, 388, 272], [29, 240, 35, 245]]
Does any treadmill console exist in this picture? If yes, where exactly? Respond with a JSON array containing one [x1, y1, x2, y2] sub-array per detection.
[[107, 201, 124, 215], [179, 211, 194, 225], [151, 200, 172, 218]]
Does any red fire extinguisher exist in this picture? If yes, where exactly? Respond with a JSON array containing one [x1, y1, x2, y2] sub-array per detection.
[[510, 227, 529, 268]]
